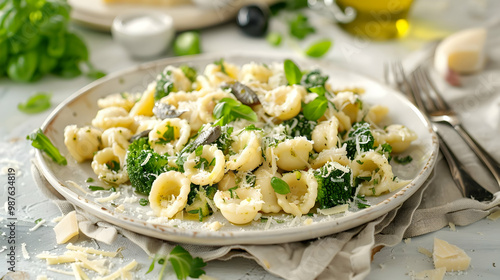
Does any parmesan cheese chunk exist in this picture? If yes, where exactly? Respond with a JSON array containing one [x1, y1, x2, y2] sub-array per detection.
[[433, 238, 471, 271], [487, 209, 500, 221], [415, 267, 446, 280], [53, 211, 79, 244], [434, 28, 487, 76]]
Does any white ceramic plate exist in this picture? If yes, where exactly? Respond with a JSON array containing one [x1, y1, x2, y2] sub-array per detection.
[[68, 0, 278, 32], [35, 53, 438, 245]]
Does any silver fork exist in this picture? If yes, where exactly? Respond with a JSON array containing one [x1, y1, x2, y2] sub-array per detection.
[[384, 61, 494, 201], [412, 66, 500, 187]]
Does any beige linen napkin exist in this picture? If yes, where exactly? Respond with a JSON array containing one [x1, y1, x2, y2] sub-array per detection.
[[32, 159, 499, 280]]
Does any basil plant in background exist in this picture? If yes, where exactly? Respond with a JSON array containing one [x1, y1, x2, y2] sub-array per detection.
[[0, 0, 105, 82]]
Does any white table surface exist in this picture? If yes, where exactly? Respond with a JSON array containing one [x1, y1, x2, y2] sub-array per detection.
[[1, 0, 499, 279]]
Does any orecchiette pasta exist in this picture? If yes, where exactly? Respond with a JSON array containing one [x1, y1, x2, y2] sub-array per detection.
[[184, 145, 225, 185], [148, 118, 190, 155], [254, 166, 282, 213], [101, 127, 132, 149], [129, 82, 155, 117], [148, 171, 191, 218], [97, 92, 139, 112], [64, 125, 102, 162], [263, 85, 306, 120], [274, 137, 313, 171], [92, 107, 134, 130], [238, 62, 273, 84], [373, 124, 418, 153], [310, 146, 350, 169], [331, 91, 362, 124], [91, 145, 128, 184], [366, 104, 389, 124], [226, 130, 263, 172], [276, 171, 318, 216], [213, 187, 263, 224], [352, 151, 408, 196], [312, 118, 339, 153]]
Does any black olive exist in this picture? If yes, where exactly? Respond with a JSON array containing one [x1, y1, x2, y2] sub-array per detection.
[[236, 5, 269, 37]]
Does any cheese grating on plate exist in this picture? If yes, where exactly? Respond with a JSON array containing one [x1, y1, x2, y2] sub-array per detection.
[[414, 267, 446, 280]]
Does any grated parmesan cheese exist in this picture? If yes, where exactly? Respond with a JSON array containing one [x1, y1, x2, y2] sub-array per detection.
[[95, 260, 138, 280], [317, 204, 349, 215], [96, 192, 121, 203], [67, 243, 118, 257], [21, 243, 30, 259], [29, 219, 46, 232]]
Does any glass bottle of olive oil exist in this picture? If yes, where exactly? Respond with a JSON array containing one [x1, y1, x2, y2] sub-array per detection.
[[336, 0, 414, 40]]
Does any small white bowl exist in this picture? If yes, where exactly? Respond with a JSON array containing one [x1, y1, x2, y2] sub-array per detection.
[[111, 12, 175, 58]]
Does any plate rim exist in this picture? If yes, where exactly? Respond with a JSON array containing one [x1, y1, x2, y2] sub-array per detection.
[[34, 52, 439, 245]]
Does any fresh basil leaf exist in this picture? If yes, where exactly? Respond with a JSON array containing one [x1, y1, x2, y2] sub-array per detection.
[[302, 96, 328, 121], [305, 39, 332, 58], [284, 59, 302, 85], [289, 13, 315, 39], [266, 31, 282, 46], [308, 86, 326, 96], [271, 177, 290, 194], [18, 92, 51, 114], [168, 245, 207, 280]]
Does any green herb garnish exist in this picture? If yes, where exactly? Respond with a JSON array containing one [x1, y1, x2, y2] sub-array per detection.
[[302, 96, 328, 121], [27, 129, 67, 165], [18, 93, 52, 114], [213, 98, 257, 126], [89, 186, 105, 191], [305, 39, 332, 58], [284, 59, 302, 85], [394, 155, 413, 165], [266, 32, 282, 46], [289, 13, 315, 39], [270, 177, 291, 194], [139, 198, 149, 206]]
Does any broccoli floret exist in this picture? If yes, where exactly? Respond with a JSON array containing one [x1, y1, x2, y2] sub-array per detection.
[[283, 113, 317, 140], [343, 122, 375, 159], [185, 184, 217, 221], [301, 69, 328, 90], [126, 137, 172, 195], [27, 128, 67, 165], [314, 162, 354, 209]]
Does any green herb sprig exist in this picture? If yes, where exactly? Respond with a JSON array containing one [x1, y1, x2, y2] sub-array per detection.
[[18, 93, 52, 114], [146, 245, 207, 280]]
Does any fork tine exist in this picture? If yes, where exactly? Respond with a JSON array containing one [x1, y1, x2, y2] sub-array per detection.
[[421, 68, 451, 111], [409, 69, 429, 113], [394, 61, 416, 104], [414, 67, 440, 113]]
